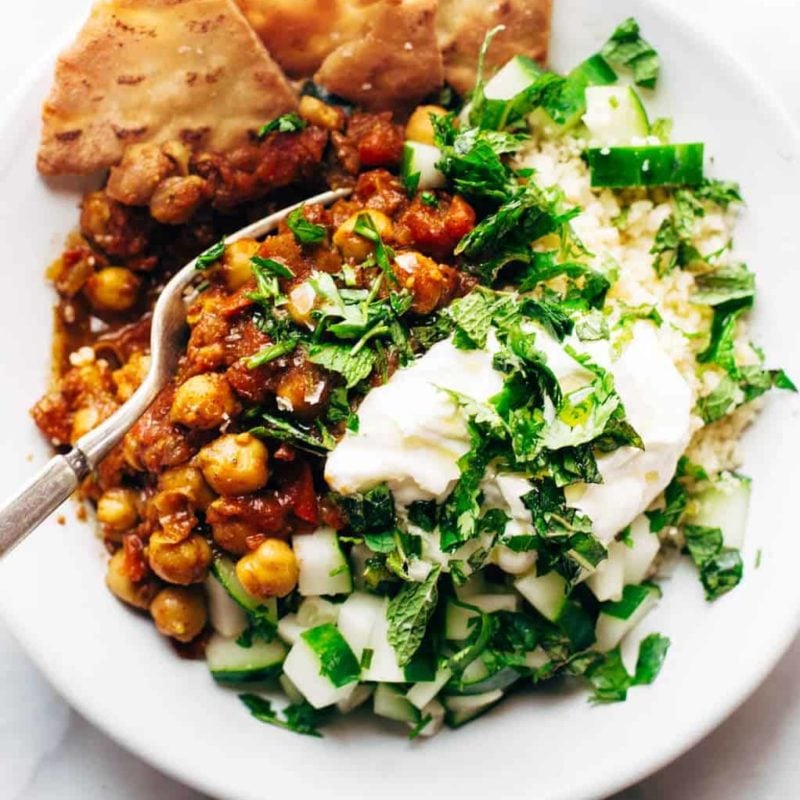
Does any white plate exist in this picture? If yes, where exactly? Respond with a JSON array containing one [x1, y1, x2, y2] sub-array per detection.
[[1, 1, 799, 798]]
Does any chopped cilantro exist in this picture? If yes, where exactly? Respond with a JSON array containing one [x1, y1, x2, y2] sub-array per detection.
[[239, 694, 323, 737], [195, 238, 226, 270], [286, 207, 327, 246], [353, 213, 396, 281], [250, 255, 294, 279], [258, 113, 307, 137], [250, 413, 333, 455], [420, 191, 439, 207], [246, 337, 299, 369]]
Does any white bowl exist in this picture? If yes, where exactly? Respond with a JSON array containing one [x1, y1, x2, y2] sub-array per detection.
[[0, 1, 799, 798]]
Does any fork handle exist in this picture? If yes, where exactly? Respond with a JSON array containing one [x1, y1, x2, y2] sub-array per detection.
[[0, 451, 89, 558]]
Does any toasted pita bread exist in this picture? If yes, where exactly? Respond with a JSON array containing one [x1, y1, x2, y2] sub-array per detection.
[[234, 0, 367, 79], [314, 0, 443, 111], [38, 0, 298, 176], [436, 0, 552, 95]]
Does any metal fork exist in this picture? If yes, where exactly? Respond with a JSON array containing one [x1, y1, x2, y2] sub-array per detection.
[[0, 187, 350, 558]]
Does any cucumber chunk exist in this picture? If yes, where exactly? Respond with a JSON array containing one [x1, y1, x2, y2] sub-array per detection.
[[443, 690, 504, 727], [401, 141, 446, 191], [413, 699, 445, 738], [206, 575, 247, 638], [293, 527, 353, 597], [362, 596, 405, 683], [445, 600, 480, 641], [337, 591, 384, 660], [374, 684, 419, 724], [585, 143, 705, 187], [211, 556, 278, 622], [478, 54, 546, 130], [583, 85, 650, 145], [206, 633, 286, 683], [514, 570, 568, 622], [595, 584, 660, 652], [467, 593, 520, 614], [407, 665, 453, 710], [690, 472, 751, 549], [282, 637, 356, 709], [301, 623, 361, 688]]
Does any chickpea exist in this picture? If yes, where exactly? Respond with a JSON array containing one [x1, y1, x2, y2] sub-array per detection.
[[71, 405, 102, 443], [84, 267, 141, 313], [405, 105, 448, 146], [298, 96, 346, 131], [148, 531, 212, 585], [170, 373, 239, 430], [112, 352, 151, 402], [236, 539, 298, 600], [106, 143, 176, 206], [197, 433, 269, 496], [105, 549, 157, 609], [221, 238, 260, 291], [158, 465, 215, 510], [275, 363, 329, 420], [96, 487, 140, 535], [149, 175, 209, 225], [207, 505, 252, 555], [333, 210, 393, 262], [150, 586, 207, 642]]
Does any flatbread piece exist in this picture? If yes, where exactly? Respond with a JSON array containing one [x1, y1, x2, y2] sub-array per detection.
[[38, 0, 298, 175]]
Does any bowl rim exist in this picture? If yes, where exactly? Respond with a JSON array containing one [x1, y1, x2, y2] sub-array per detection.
[[1, 3, 799, 799]]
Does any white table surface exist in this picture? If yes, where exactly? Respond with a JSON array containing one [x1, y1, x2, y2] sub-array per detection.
[[2, 1, 799, 798]]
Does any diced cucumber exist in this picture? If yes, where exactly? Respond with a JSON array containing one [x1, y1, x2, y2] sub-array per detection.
[[583, 86, 650, 145], [523, 647, 550, 670], [211, 556, 278, 621], [283, 623, 360, 709], [586, 542, 626, 602], [595, 584, 660, 652], [445, 600, 480, 641], [454, 572, 491, 599], [277, 613, 305, 646], [478, 54, 546, 130], [297, 597, 340, 627], [337, 683, 374, 714], [585, 143, 705, 188], [587, 515, 660, 601], [413, 698, 445, 737], [293, 528, 353, 597], [401, 141, 445, 191], [454, 656, 520, 696], [282, 637, 356, 709], [206, 633, 286, 683], [374, 684, 419, 724], [623, 515, 661, 585], [362, 596, 405, 683], [467, 593, 520, 614], [443, 690, 504, 727], [514, 570, 568, 622], [336, 591, 384, 660], [279, 673, 304, 705], [206, 575, 247, 638], [407, 665, 453, 710], [690, 472, 751, 549]]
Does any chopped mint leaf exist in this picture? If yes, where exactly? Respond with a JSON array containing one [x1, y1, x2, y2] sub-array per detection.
[[697, 374, 740, 424], [407, 499, 438, 532], [239, 694, 323, 737], [258, 113, 307, 137], [387, 565, 441, 666], [601, 18, 660, 89], [307, 342, 376, 388], [694, 178, 743, 208], [632, 633, 671, 685], [286, 206, 327, 246], [246, 337, 299, 369], [420, 191, 439, 208], [250, 255, 294, 279], [684, 525, 744, 600], [693, 263, 755, 306], [336, 484, 396, 536], [195, 237, 226, 270], [363, 531, 397, 554], [250, 413, 332, 455], [447, 289, 514, 349]]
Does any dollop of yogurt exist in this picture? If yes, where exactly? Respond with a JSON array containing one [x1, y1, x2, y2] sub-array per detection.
[[325, 322, 692, 542]]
